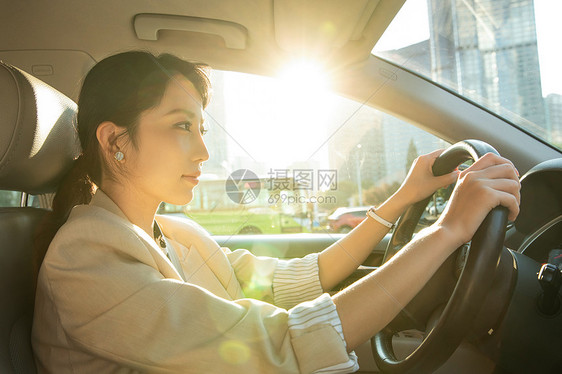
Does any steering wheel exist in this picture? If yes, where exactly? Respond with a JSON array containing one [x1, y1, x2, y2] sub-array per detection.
[[371, 140, 509, 374]]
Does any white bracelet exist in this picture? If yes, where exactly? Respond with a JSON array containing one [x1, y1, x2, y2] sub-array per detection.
[[366, 207, 395, 229]]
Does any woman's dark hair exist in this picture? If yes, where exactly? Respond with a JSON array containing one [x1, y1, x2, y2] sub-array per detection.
[[34, 51, 211, 278]]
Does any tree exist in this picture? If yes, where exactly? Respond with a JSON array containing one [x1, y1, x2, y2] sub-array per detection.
[[317, 180, 356, 211], [363, 182, 401, 206]]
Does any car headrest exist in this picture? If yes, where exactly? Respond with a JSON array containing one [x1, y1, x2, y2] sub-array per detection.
[[0, 61, 80, 194]]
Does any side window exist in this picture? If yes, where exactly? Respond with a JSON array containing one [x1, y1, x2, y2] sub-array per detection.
[[28, 194, 42, 208], [158, 71, 450, 235], [0, 190, 46, 208], [373, 0, 562, 151], [0, 190, 21, 207]]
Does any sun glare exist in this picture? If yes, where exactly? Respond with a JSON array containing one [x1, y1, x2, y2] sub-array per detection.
[[221, 60, 333, 172], [277, 60, 330, 94], [268, 60, 332, 165]]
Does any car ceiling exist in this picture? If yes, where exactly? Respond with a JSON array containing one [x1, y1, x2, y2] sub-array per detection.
[[1, 0, 560, 172], [0, 0, 403, 97]]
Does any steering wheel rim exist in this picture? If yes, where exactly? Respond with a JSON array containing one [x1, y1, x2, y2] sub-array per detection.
[[371, 139, 509, 374]]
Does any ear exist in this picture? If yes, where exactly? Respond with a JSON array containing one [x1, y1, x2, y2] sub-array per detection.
[[96, 121, 126, 157]]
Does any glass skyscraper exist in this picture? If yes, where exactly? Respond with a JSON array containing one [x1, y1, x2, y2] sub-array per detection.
[[427, 0, 545, 135], [546, 94, 562, 145]]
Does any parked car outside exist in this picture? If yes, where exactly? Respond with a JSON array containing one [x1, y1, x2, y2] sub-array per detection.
[[426, 197, 447, 216], [328, 207, 370, 233]]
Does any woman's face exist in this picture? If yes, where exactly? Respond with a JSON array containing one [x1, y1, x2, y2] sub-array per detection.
[[119, 74, 209, 206]]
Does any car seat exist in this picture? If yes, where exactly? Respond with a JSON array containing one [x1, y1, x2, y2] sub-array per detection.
[[0, 61, 79, 373]]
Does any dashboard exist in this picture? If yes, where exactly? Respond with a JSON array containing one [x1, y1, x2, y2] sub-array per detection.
[[510, 158, 562, 265]]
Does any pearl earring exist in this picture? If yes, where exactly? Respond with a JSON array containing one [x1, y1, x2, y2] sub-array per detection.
[[114, 151, 124, 161]]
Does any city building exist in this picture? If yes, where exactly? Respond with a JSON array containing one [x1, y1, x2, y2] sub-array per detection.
[[325, 98, 386, 189], [546, 94, 562, 146], [428, 0, 546, 135]]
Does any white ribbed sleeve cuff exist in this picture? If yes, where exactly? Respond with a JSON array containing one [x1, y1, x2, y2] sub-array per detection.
[[272, 253, 324, 310], [288, 294, 359, 374]]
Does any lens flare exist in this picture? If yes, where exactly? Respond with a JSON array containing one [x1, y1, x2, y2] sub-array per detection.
[[219, 340, 250, 365]]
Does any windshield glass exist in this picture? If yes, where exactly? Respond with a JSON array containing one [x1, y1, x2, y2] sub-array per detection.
[[158, 70, 449, 236], [372, 0, 562, 151]]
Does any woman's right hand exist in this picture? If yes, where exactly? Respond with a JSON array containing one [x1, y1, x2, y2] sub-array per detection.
[[435, 152, 521, 247]]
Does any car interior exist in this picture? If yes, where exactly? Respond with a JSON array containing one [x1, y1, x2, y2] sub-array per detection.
[[1, 0, 561, 373]]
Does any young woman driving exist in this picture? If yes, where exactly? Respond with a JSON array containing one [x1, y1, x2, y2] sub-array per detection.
[[32, 51, 520, 373]]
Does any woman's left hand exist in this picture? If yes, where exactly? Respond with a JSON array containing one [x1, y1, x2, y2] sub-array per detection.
[[396, 149, 459, 205]]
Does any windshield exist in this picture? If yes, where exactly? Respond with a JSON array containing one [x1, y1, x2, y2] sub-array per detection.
[[372, 0, 562, 151], [158, 69, 449, 236]]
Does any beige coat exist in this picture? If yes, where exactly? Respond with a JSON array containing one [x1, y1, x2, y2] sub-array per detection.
[[32, 191, 353, 373]]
